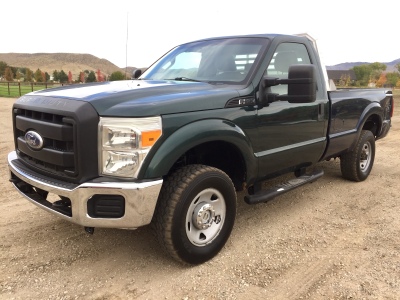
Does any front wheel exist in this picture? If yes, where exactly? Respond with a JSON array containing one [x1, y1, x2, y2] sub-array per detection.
[[340, 130, 375, 182], [152, 165, 237, 265]]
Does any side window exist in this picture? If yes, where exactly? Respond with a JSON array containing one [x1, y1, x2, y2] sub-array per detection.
[[155, 52, 202, 79], [266, 43, 311, 94]]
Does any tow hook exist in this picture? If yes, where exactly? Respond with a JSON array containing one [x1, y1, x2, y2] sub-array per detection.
[[84, 227, 95, 235]]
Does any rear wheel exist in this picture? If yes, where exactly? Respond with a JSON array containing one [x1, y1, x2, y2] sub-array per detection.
[[340, 130, 375, 182], [153, 164, 236, 265]]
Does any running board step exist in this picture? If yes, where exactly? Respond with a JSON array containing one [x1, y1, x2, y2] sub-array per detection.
[[244, 169, 324, 205]]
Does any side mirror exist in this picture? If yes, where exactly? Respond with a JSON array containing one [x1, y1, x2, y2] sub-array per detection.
[[133, 69, 142, 79], [258, 64, 317, 106], [287, 64, 316, 103]]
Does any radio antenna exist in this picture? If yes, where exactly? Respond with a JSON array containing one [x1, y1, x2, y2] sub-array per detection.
[[125, 12, 128, 79]]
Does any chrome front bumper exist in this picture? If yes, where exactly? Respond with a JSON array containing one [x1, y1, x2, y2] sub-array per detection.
[[8, 151, 163, 229]]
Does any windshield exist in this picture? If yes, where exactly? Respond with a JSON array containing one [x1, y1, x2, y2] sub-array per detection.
[[141, 37, 269, 84]]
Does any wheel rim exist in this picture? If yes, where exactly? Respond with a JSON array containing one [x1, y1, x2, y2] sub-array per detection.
[[360, 141, 372, 172], [185, 188, 226, 246]]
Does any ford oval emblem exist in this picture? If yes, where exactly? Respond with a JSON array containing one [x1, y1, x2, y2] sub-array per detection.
[[25, 131, 44, 150]]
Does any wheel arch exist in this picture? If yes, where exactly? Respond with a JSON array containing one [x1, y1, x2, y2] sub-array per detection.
[[141, 119, 257, 190], [361, 113, 382, 137], [356, 101, 382, 134], [349, 103, 383, 151]]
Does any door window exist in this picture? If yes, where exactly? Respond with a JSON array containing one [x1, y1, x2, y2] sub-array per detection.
[[266, 43, 311, 94]]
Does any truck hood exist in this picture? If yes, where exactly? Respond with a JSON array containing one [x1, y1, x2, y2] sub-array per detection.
[[29, 80, 240, 116]]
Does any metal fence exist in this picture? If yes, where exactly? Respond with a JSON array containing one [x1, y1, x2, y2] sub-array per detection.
[[0, 81, 72, 97]]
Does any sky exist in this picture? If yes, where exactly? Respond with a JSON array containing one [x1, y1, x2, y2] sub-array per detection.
[[2, 0, 399, 69]]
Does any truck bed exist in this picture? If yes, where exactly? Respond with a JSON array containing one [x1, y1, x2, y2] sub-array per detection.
[[323, 88, 392, 159]]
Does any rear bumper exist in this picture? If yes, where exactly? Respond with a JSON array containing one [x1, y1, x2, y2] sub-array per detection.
[[8, 151, 163, 229]]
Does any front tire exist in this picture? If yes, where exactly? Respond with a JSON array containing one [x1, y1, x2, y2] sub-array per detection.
[[153, 165, 236, 265], [340, 130, 375, 182]]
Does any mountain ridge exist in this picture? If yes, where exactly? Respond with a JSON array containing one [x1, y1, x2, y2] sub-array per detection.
[[327, 58, 400, 71], [0, 53, 143, 79]]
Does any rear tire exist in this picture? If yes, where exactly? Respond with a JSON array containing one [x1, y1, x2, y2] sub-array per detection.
[[152, 165, 236, 265], [340, 130, 375, 182]]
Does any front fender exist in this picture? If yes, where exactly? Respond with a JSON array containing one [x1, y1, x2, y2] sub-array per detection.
[[141, 119, 257, 181]]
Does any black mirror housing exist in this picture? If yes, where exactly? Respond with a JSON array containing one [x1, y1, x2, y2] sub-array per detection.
[[258, 64, 317, 106], [287, 64, 316, 103], [133, 69, 142, 79]]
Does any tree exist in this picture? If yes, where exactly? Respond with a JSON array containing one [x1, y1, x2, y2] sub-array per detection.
[[386, 72, 400, 87], [58, 70, 68, 83], [11, 67, 18, 79], [369, 62, 387, 71], [25, 68, 33, 82], [86, 71, 97, 82], [0, 61, 8, 77], [375, 73, 387, 88], [352, 64, 371, 86], [339, 74, 351, 87], [53, 70, 59, 82], [369, 62, 386, 82], [34, 68, 44, 82], [4, 67, 14, 81], [79, 72, 85, 83], [68, 71, 73, 83], [45, 72, 50, 82], [96, 69, 104, 82], [16, 69, 22, 81], [396, 63, 400, 73], [352, 62, 387, 86], [109, 71, 125, 81]]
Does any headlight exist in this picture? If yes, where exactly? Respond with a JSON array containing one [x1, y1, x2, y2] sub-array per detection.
[[99, 117, 162, 178]]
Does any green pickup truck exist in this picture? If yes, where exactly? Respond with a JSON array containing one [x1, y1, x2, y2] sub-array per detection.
[[8, 33, 393, 264]]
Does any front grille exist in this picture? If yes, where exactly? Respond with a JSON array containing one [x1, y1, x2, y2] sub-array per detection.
[[12, 96, 100, 184], [15, 108, 77, 177]]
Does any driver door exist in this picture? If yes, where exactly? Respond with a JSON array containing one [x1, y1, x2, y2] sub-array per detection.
[[256, 42, 328, 177]]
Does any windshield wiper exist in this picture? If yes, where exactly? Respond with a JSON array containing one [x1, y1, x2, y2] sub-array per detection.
[[165, 77, 202, 82]]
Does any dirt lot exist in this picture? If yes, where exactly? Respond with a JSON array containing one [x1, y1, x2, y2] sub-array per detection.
[[1, 94, 399, 300]]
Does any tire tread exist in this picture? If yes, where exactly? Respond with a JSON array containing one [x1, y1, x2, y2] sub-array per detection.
[[340, 130, 375, 182], [152, 164, 234, 264]]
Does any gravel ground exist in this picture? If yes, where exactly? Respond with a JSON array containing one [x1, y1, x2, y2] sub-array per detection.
[[1, 94, 399, 300]]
